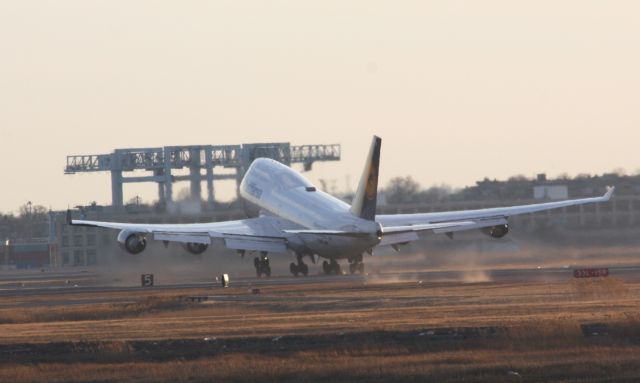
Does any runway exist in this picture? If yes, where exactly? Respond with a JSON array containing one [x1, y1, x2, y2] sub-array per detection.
[[1, 264, 639, 299]]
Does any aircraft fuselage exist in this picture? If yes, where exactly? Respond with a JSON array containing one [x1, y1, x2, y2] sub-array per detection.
[[239, 158, 381, 259]]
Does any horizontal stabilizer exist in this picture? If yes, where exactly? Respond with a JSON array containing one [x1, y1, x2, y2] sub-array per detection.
[[378, 232, 419, 247]]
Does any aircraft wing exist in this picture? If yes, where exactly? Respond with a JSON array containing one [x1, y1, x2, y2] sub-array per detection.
[[376, 187, 614, 246], [69, 214, 291, 253]]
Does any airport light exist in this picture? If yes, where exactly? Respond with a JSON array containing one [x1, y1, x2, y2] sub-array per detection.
[[3, 239, 8, 268]]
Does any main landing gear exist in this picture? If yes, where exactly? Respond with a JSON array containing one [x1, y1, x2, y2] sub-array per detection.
[[322, 259, 342, 275], [290, 253, 310, 277], [319, 256, 365, 275], [347, 255, 365, 274], [254, 252, 271, 278]]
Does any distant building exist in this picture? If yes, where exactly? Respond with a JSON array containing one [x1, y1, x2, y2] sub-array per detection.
[[3, 170, 640, 269], [0, 241, 54, 269], [533, 185, 568, 200]]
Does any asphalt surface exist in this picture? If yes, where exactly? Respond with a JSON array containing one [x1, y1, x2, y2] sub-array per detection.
[[1, 264, 639, 298]]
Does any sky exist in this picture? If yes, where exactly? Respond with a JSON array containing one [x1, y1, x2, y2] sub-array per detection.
[[0, 1, 639, 213]]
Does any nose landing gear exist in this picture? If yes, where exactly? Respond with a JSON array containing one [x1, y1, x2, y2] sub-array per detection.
[[254, 252, 271, 278]]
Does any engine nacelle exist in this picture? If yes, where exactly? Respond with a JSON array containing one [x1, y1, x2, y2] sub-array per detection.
[[182, 242, 209, 255], [117, 230, 147, 255], [481, 224, 509, 239]]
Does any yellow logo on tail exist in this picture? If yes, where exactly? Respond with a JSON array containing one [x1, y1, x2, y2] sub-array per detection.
[[366, 166, 378, 201]]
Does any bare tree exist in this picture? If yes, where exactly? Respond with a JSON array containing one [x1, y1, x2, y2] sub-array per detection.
[[385, 176, 421, 204], [126, 195, 144, 206], [18, 202, 47, 218], [420, 184, 453, 203]]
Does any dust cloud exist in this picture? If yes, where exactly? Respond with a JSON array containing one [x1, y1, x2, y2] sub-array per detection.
[[364, 229, 640, 284], [87, 228, 640, 286]]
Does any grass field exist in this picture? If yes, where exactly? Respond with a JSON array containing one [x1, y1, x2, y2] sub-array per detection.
[[0, 269, 640, 382]]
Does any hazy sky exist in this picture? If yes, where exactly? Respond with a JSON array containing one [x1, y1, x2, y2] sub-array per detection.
[[1, 1, 639, 213]]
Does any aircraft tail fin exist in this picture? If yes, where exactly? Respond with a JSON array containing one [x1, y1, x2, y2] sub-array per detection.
[[350, 135, 381, 221]]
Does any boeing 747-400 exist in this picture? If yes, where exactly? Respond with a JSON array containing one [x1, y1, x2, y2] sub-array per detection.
[[69, 136, 614, 277]]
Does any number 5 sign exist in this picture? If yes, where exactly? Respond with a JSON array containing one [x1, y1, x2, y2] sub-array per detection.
[[141, 274, 154, 287]]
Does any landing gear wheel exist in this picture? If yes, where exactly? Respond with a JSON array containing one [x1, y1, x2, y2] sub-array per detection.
[[290, 262, 299, 277], [348, 257, 365, 275], [322, 260, 331, 275], [300, 262, 309, 276], [350, 263, 364, 274], [324, 259, 341, 275], [333, 261, 341, 275], [321, 260, 342, 275], [254, 253, 271, 278], [291, 253, 310, 277], [255, 257, 263, 278]]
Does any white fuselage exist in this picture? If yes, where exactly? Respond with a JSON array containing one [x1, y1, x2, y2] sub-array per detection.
[[239, 158, 380, 259]]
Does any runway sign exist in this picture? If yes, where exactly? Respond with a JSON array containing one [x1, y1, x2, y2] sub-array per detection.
[[141, 274, 154, 287], [220, 273, 229, 288], [573, 268, 609, 278]]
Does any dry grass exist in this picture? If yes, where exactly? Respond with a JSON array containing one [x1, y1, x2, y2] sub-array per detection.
[[0, 295, 195, 324], [0, 278, 639, 344], [571, 277, 632, 298], [1, 274, 640, 382]]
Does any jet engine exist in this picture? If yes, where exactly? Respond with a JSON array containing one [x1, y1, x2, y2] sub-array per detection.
[[481, 224, 509, 238], [117, 230, 147, 255], [182, 242, 209, 255]]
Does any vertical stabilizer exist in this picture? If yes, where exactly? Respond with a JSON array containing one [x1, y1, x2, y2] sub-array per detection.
[[350, 135, 381, 221]]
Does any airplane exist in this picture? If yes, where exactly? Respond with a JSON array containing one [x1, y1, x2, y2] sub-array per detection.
[[68, 136, 615, 277]]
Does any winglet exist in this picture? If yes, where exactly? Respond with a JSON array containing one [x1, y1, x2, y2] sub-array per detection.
[[603, 186, 615, 201], [66, 209, 73, 225], [350, 135, 381, 221]]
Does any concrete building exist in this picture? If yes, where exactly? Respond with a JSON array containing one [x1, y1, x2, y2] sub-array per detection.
[[533, 185, 569, 200]]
